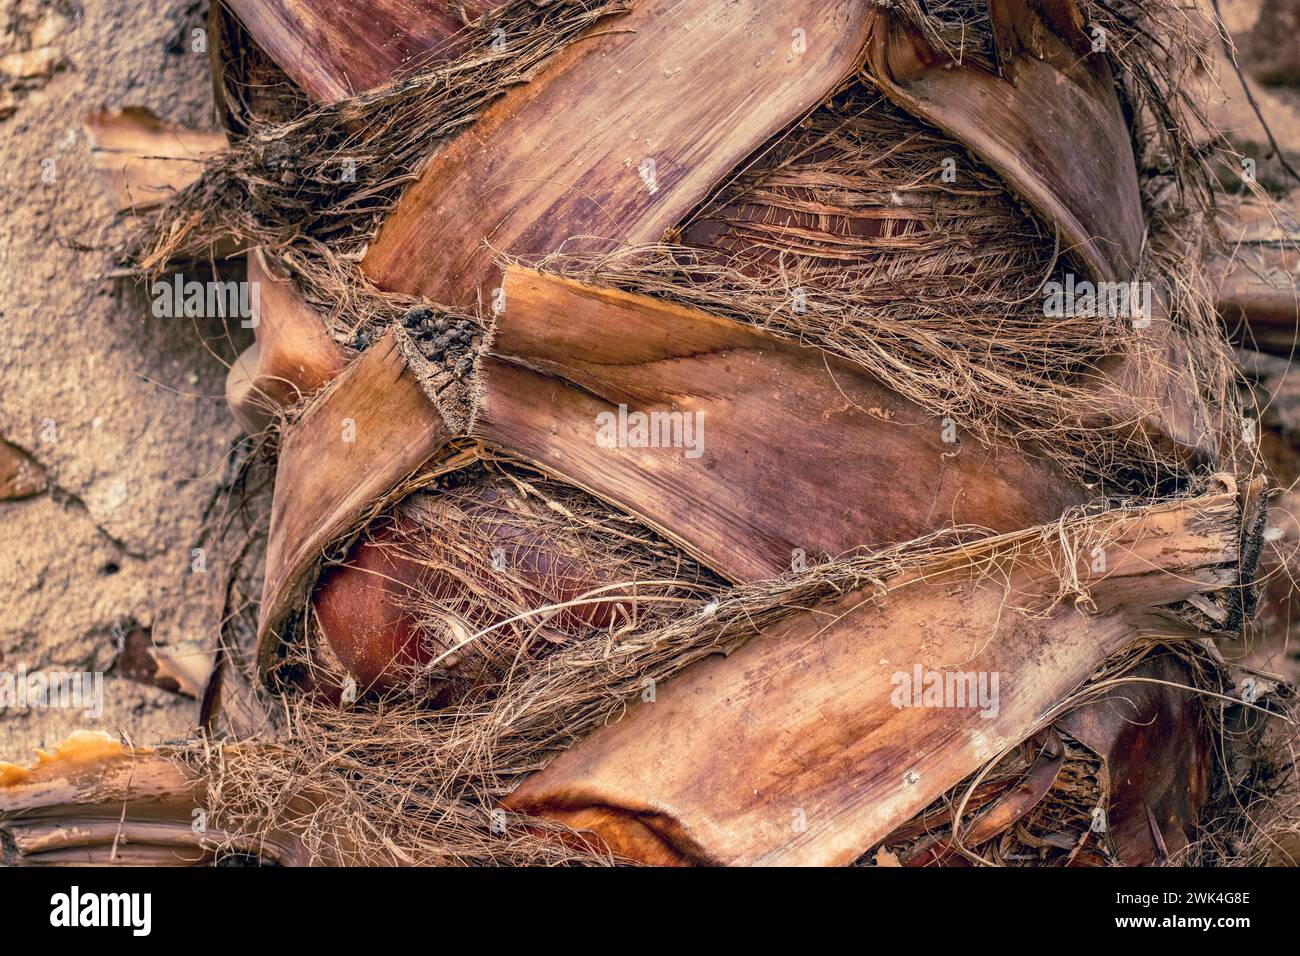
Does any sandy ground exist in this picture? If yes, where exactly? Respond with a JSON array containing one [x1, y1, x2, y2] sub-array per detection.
[[0, 0, 243, 760], [0, 1, 1296, 768]]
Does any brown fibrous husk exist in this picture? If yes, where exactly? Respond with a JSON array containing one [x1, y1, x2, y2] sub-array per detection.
[[148, 0, 1294, 866], [186, 476, 1278, 865]]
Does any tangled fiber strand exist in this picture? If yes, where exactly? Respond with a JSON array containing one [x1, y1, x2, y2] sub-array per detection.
[[1181, 670, 1300, 866], [1083, 0, 1252, 469], [861, 725, 1105, 866], [861, 636, 1294, 867], [1063, 0, 1249, 477], [294, 459, 726, 706]]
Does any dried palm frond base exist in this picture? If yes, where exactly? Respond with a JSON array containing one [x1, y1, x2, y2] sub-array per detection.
[[125, 0, 1245, 490], [4, 645, 1290, 868], [5, 665, 1286, 869], [10, 474, 1277, 867]]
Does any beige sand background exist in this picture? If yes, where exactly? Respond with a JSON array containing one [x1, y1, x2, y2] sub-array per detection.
[[0, 0, 245, 759]]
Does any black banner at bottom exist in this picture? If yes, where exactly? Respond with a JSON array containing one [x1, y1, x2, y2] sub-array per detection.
[[0, 864, 1285, 943]]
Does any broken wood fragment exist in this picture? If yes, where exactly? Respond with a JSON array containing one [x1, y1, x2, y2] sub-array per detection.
[[0, 438, 47, 500], [1216, 247, 1300, 357], [0, 732, 304, 866], [85, 107, 226, 213], [1212, 198, 1299, 355]]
